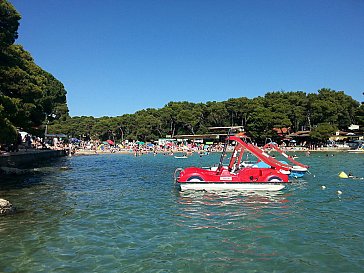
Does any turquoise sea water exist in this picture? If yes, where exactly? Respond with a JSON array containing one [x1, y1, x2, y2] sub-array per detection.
[[0, 152, 363, 273]]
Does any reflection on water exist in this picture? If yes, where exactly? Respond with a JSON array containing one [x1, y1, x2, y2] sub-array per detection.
[[173, 190, 296, 267], [178, 190, 289, 206], [176, 191, 291, 231]]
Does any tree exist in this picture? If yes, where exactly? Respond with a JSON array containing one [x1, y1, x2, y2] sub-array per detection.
[[309, 123, 337, 142], [0, 0, 21, 143], [176, 103, 204, 135], [1, 45, 69, 132], [355, 104, 364, 126], [308, 89, 359, 129], [245, 97, 275, 141], [224, 97, 254, 127], [264, 91, 308, 131], [0, 104, 17, 143], [0, 0, 21, 50], [46, 90, 361, 145], [286, 91, 308, 131], [204, 101, 228, 127], [265, 100, 292, 128], [0, 1, 69, 143], [133, 108, 163, 141]]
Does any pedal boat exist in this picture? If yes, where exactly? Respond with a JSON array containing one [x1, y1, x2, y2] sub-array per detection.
[[174, 136, 291, 192]]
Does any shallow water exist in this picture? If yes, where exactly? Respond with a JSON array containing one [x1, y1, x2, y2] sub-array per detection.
[[0, 152, 363, 272]]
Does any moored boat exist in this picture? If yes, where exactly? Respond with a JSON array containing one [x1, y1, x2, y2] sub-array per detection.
[[347, 142, 364, 153], [243, 160, 308, 178], [174, 133, 291, 192], [174, 155, 188, 159]]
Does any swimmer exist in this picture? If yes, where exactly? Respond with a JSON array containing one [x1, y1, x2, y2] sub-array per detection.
[[346, 171, 364, 180]]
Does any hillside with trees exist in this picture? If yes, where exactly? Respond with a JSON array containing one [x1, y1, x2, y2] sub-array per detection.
[[0, 0, 69, 144], [48, 89, 363, 143]]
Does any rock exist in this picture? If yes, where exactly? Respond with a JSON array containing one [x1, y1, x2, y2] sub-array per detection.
[[0, 199, 16, 215]]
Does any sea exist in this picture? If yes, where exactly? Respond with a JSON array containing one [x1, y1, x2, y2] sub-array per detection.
[[0, 152, 363, 273]]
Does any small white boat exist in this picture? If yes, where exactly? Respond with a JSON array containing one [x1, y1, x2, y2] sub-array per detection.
[[348, 150, 364, 153], [348, 142, 364, 153], [174, 155, 188, 159]]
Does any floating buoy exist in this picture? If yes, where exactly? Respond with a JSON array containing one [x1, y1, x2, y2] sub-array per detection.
[[321, 185, 326, 190], [338, 172, 349, 179]]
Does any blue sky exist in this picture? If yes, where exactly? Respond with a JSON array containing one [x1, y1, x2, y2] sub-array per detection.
[[9, 0, 364, 117]]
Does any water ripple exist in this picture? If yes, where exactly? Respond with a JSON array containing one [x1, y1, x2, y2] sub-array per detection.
[[0, 153, 363, 272]]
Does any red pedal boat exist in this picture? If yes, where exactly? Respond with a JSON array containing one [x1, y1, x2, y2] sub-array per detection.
[[174, 134, 291, 192]]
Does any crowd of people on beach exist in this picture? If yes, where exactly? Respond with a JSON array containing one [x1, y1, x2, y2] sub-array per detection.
[[0, 132, 66, 154], [1, 131, 353, 157], [70, 140, 226, 156], [70, 139, 319, 157]]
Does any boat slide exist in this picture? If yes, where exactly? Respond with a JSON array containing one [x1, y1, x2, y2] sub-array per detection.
[[263, 142, 309, 169], [227, 136, 292, 173]]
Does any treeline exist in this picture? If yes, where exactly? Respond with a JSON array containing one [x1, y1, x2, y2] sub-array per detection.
[[49, 89, 363, 143], [0, 1, 69, 144]]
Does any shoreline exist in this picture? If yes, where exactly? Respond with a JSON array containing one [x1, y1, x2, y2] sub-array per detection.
[[0, 146, 359, 164], [73, 147, 355, 156]]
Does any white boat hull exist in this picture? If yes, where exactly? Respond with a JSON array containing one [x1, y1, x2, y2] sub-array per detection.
[[178, 182, 286, 192]]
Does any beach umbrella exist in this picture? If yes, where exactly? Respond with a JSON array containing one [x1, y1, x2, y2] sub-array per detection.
[[107, 139, 114, 145]]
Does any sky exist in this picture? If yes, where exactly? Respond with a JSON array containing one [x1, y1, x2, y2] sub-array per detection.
[[9, 0, 364, 117]]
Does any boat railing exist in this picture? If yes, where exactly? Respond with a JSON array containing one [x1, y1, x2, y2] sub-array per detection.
[[174, 168, 184, 182]]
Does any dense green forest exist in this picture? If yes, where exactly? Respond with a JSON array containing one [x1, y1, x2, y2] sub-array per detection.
[[0, 0, 68, 144], [1, 1, 363, 145], [49, 89, 363, 143]]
